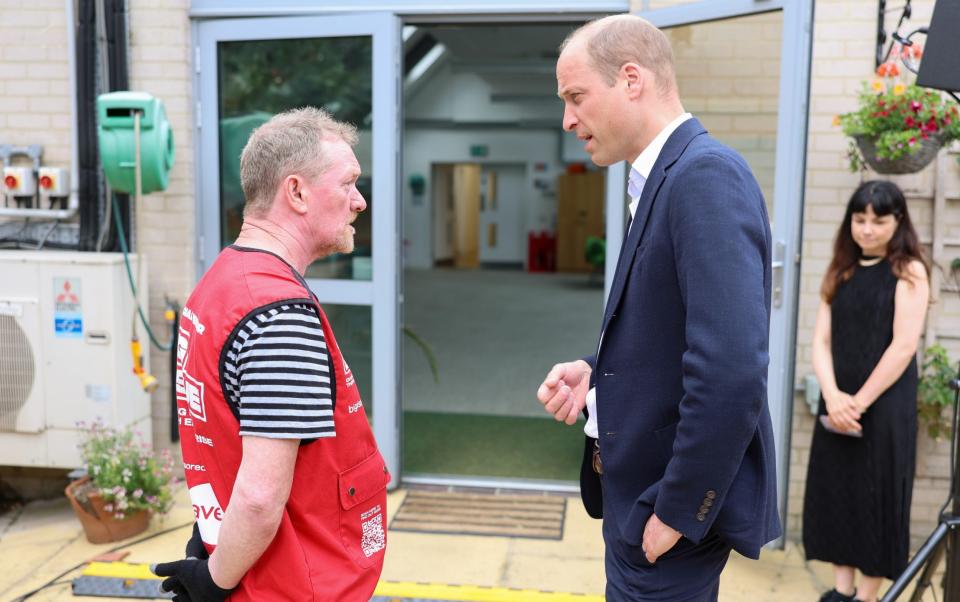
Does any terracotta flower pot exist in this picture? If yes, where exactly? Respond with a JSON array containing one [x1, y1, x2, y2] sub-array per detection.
[[64, 476, 150, 544]]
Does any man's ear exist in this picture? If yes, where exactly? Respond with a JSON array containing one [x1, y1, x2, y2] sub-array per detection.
[[621, 62, 645, 100], [283, 175, 309, 215]]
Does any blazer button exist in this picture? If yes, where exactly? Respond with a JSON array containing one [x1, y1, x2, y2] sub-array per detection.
[[699, 505, 709, 514], [706, 490, 717, 500], [348, 487, 356, 496], [696, 512, 706, 522], [703, 498, 713, 507]]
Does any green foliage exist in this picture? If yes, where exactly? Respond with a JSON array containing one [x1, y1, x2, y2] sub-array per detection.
[[78, 420, 176, 520], [839, 82, 960, 173], [218, 37, 373, 125], [918, 344, 956, 439], [584, 236, 605, 268]]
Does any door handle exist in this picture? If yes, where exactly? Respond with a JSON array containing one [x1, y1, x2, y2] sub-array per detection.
[[772, 240, 785, 309]]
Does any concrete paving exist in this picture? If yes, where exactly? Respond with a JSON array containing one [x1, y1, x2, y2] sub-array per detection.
[[0, 483, 930, 601]]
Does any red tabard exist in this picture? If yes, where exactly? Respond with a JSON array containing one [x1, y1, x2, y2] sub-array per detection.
[[175, 247, 388, 601]]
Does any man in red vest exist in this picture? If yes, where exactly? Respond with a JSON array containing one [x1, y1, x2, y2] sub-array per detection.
[[153, 107, 389, 601]]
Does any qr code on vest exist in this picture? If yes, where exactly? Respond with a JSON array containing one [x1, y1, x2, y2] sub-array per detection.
[[361, 512, 385, 557]]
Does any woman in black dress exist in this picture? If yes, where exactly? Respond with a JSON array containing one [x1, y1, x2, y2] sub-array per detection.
[[804, 180, 930, 602]]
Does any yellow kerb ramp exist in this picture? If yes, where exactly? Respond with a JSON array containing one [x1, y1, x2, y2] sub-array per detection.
[[373, 581, 605, 601]]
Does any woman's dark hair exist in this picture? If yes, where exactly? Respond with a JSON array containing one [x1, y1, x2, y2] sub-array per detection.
[[821, 180, 930, 302]]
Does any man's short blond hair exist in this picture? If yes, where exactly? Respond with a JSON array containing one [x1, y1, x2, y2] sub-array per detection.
[[561, 14, 677, 94], [240, 107, 359, 217]]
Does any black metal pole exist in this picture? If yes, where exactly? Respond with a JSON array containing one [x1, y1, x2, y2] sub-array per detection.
[[883, 363, 960, 601], [884, 523, 949, 601], [908, 537, 947, 602], [945, 369, 960, 600]]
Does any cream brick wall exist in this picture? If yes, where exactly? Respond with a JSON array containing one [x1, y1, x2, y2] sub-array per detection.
[[665, 11, 782, 213], [0, 1, 73, 169], [0, 2, 194, 460], [792, 0, 960, 549]]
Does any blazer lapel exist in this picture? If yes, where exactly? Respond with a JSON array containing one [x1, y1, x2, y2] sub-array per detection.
[[600, 118, 707, 332]]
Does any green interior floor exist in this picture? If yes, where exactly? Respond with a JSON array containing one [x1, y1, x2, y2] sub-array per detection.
[[402, 411, 582, 482]]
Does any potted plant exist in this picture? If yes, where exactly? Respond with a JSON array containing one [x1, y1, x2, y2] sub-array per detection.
[[836, 45, 960, 174], [917, 344, 957, 440], [65, 420, 175, 544]]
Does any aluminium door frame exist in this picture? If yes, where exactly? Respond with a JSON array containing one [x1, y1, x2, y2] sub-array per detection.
[[192, 13, 402, 485]]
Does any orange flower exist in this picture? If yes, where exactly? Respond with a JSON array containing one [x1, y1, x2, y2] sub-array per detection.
[[902, 44, 924, 60], [832, 115, 842, 127], [889, 63, 901, 77], [876, 63, 888, 77]]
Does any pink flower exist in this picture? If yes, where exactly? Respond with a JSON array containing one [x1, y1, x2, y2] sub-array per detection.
[[910, 101, 923, 113]]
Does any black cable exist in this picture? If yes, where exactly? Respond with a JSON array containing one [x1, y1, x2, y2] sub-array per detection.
[[169, 304, 181, 443], [0, 240, 80, 250], [9, 519, 191, 601]]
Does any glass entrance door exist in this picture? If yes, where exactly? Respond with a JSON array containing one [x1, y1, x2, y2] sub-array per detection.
[[196, 13, 401, 481]]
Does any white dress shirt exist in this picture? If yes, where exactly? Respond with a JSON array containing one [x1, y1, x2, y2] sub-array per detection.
[[583, 113, 692, 439]]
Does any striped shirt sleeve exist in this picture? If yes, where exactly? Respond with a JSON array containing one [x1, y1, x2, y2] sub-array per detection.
[[223, 303, 336, 439]]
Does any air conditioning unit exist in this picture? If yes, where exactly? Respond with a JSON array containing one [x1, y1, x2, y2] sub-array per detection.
[[0, 250, 152, 468]]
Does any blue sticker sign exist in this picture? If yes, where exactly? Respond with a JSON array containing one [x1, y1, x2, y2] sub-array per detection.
[[54, 277, 83, 338]]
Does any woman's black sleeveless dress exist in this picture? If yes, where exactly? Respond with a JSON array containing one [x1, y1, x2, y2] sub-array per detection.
[[803, 260, 918, 579]]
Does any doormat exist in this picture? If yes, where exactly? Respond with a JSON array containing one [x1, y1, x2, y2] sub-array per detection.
[[389, 490, 566, 540]]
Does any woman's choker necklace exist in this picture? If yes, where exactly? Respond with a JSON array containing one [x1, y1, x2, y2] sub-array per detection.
[[859, 254, 884, 266]]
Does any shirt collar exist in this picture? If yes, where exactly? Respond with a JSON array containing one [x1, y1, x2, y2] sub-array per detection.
[[630, 112, 693, 184]]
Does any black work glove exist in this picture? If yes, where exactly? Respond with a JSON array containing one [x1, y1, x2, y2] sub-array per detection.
[[152, 558, 233, 602], [185, 522, 209, 560]]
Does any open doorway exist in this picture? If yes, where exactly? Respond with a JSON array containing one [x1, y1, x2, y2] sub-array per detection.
[[399, 8, 794, 490], [432, 162, 528, 268], [401, 22, 605, 485]]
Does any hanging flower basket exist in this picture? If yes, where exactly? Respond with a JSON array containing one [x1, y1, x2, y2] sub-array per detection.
[[854, 133, 943, 174], [836, 45, 960, 174], [65, 476, 150, 544]]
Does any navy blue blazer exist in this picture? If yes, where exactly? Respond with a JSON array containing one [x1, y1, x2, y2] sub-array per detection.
[[580, 118, 782, 559]]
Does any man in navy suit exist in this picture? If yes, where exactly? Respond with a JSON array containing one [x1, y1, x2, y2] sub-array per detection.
[[538, 14, 781, 601]]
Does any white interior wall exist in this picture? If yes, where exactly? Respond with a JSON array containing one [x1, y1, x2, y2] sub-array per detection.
[[403, 129, 564, 268], [403, 62, 569, 268], [406, 62, 558, 124]]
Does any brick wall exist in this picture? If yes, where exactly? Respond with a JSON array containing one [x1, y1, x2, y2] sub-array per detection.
[[0, 2, 72, 171], [127, 0, 194, 457], [0, 1, 193, 462], [666, 11, 782, 212], [791, 0, 960, 548]]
